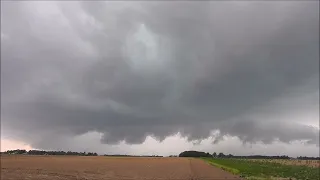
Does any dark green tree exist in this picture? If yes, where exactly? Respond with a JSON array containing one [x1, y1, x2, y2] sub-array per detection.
[[179, 151, 212, 157], [218, 152, 225, 158], [212, 152, 217, 157]]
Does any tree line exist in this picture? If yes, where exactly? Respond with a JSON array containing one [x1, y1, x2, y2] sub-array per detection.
[[178, 151, 320, 160], [179, 151, 212, 157], [1, 149, 163, 157], [178, 151, 237, 158], [103, 154, 163, 157], [297, 156, 320, 160], [2, 149, 319, 159], [1, 149, 98, 156]]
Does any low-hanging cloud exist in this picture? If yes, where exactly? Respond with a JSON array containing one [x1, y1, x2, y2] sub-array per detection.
[[1, 1, 319, 149]]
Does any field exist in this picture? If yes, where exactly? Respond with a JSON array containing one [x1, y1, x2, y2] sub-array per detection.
[[202, 158, 320, 180], [247, 159, 319, 168], [1, 155, 241, 180]]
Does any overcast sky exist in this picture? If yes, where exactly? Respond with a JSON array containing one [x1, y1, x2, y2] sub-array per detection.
[[1, 1, 319, 157]]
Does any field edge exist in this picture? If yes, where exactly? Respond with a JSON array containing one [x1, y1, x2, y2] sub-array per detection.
[[199, 158, 319, 180]]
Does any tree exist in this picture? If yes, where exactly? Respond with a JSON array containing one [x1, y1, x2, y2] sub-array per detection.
[[227, 154, 233, 158], [218, 152, 225, 158], [212, 152, 217, 157], [179, 151, 212, 157]]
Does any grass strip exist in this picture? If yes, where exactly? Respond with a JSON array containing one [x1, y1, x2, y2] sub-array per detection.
[[201, 158, 319, 180], [201, 158, 240, 175]]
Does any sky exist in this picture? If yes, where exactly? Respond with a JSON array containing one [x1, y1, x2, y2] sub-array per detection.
[[1, 1, 319, 157]]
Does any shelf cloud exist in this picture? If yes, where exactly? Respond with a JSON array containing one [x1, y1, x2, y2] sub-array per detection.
[[1, 1, 319, 150]]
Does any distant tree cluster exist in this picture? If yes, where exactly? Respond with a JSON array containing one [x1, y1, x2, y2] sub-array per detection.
[[178, 151, 229, 158], [213, 152, 292, 159], [179, 150, 320, 160], [179, 151, 212, 157], [232, 155, 291, 159], [4, 149, 27, 155], [1, 149, 98, 156], [212, 152, 234, 158], [169, 155, 178, 157], [297, 156, 320, 160], [103, 154, 163, 157]]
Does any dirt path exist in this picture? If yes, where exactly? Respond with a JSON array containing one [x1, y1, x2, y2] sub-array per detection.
[[1, 155, 241, 180]]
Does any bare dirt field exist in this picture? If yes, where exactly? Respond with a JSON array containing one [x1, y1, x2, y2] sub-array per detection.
[[1, 155, 241, 180]]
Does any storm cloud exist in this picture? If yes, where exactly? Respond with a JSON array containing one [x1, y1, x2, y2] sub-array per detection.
[[1, 1, 319, 150]]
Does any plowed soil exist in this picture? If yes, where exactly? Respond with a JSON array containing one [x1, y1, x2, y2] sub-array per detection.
[[1, 155, 241, 180]]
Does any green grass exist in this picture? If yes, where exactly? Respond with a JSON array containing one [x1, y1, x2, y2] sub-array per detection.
[[201, 158, 319, 180]]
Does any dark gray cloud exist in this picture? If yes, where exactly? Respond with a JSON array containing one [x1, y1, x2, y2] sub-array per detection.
[[1, 1, 319, 150]]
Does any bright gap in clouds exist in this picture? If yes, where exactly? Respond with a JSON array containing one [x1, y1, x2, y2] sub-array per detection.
[[1, 130, 318, 157], [1, 139, 32, 152], [26, 131, 319, 157], [124, 23, 168, 72]]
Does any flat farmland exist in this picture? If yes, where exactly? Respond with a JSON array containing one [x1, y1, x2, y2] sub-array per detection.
[[202, 158, 319, 180], [0, 155, 241, 180], [247, 159, 319, 168]]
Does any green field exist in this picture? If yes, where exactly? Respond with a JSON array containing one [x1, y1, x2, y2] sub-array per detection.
[[201, 158, 319, 180]]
